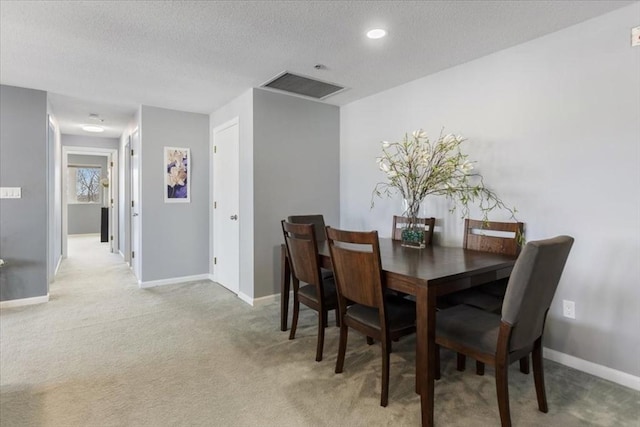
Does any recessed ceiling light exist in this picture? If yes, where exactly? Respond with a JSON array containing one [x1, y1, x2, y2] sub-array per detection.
[[82, 124, 104, 133], [366, 29, 387, 39]]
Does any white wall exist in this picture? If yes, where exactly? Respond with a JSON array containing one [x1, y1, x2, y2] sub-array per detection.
[[340, 4, 640, 377], [211, 89, 254, 299]]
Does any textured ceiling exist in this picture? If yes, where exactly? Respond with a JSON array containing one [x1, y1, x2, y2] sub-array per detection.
[[0, 0, 634, 138]]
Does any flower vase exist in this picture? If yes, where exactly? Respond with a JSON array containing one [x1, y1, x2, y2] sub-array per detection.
[[401, 198, 426, 249]]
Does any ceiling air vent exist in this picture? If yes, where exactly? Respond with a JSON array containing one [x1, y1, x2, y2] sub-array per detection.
[[261, 72, 344, 100]]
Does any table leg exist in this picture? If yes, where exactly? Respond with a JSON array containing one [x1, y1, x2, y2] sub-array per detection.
[[416, 285, 436, 427], [280, 244, 291, 331]]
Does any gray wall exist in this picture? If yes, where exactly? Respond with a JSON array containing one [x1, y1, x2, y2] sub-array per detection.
[[66, 154, 108, 235], [253, 88, 340, 298], [210, 89, 254, 298], [0, 85, 48, 301], [339, 4, 639, 376], [139, 106, 209, 282]]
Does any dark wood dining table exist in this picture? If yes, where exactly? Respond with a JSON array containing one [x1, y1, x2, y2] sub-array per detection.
[[279, 238, 517, 426]]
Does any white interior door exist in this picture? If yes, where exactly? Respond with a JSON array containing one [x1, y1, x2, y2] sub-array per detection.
[[131, 129, 141, 281], [213, 118, 239, 294]]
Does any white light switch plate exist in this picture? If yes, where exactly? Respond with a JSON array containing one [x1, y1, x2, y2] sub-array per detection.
[[0, 187, 22, 199], [633, 26, 640, 47]]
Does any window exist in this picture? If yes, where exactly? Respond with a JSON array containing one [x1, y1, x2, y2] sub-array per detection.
[[68, 165, 102, 203]]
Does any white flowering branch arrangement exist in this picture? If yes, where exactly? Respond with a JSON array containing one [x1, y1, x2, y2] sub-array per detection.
[[372, 129, 518, 226]]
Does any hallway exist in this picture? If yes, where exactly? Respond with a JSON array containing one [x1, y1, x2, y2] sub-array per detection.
[[56, 234, 136, 301]]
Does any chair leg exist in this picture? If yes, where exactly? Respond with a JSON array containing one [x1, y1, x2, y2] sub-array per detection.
[[380, 337, 390, 407], [322, 311, 328, 328], [476, 360, 485, 376], [315, 310, 326, 362], [532, 339, 548, 413], [457, 353, 466, 371], [435, 345, 441, 380], [335, 309, 340, 327], [335, 323, 348, 374], [289, 294, 299, 340], [519, 355, 530, 374], [495, 357, 512, 427]]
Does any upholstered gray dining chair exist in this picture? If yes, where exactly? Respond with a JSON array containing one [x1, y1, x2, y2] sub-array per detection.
[[444, 219, 526, 375], [434, 235, 574, 427]]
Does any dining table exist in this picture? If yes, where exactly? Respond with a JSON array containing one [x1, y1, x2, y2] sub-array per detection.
[[280, 237, 517, 426]]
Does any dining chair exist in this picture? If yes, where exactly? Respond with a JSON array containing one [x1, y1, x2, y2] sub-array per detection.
[[434, 235, 574, 427], [444, 219, 525, 375], [288, 214, 333, 280], [281, 220, 338, 362], [326, 226, 416, 407], [288, 214, 328, 241], [392, 215, 436, 246]]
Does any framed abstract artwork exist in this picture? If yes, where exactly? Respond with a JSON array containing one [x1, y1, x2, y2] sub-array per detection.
[[165, 147, 191, 203]]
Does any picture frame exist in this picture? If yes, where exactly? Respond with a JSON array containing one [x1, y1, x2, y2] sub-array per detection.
[[164, 146, 191, 203]]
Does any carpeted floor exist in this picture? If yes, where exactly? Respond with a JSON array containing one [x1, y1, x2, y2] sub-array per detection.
[[1, 234, 638, 426]]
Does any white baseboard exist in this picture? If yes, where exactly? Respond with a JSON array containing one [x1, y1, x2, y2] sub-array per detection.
[[54, 257, 63, 276], [139, 274, 212, 289], [237, 292, 280, 307], [0, 294, 50, 309], [544, 347, 640, 391], [238, 292, 253, 306]]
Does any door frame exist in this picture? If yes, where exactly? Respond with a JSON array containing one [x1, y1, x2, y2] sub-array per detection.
[[61, 146, 119, 258], [211, 117, 240, 292], [123, 137, 131, 264], [129, 128, 142, 282]]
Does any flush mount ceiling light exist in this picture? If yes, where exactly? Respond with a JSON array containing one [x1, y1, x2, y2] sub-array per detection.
[[81, 124, 105, 133], [366, 28, 387, 39]]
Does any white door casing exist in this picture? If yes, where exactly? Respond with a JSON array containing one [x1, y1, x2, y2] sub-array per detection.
[[123, 138, 131, 263], [130, 129, 142, 282], [61, 146, 118, 259], [212, 118, 240, 294]]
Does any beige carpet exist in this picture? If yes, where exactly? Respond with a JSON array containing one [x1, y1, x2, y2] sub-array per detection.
[[1, 234, 638, 426]]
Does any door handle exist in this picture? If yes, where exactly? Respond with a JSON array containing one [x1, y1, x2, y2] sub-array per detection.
[[230, 214, 238, 220]]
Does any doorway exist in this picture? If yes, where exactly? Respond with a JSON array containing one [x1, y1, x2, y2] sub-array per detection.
[[61, 146, 119, 259]]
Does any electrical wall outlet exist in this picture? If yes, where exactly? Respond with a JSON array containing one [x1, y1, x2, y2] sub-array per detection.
[[563, 300, 576, 319]]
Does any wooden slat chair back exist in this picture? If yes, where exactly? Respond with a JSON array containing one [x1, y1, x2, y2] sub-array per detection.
[[463, 219, 523, 256], [288, 214, 328, 241], [283, 221, 322, 286], [326, 228, 384, 309], [392, 215, 436, 246]]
